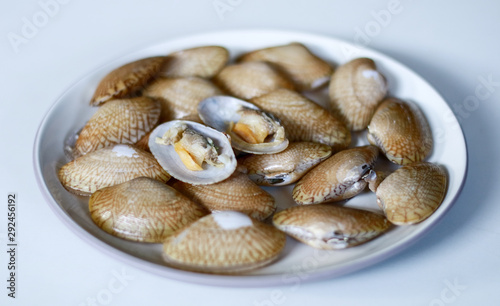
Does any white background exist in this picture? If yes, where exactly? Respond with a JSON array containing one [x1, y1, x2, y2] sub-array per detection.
[[1, 0, 500, 305]]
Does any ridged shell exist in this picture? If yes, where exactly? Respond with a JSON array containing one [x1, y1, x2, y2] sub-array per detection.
[[238, 142, 332, 186], [134, 131, 151, 152], [273, 205, 390, 249], [143, 77, 222, 123], [367, 98, 433, 165], [162, 211, 286, 274], [74, 97, 161, 157], [251, 89, 351, 150], [148, 120, 237, 185], [376, 162, 447, 225], [160, 46, 229, 79], [58, 144, 170, 196], [328, 58, 387, 131], [198, 96, 288, 154], [214, 61, 295, 100], [292, 145, 379, 205], [173, 172, 276, 221], [239, 43, 333, 91], [89, 177, 208, 242], [90, 56, 165, 106]]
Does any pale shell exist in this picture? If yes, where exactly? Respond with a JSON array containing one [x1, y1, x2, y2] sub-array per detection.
[[160, 46, 229, 79]]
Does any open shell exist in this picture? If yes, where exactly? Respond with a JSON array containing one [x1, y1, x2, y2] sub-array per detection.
[[162, 211, 286, 274], [273, 205, 390, 249], [173, 172, 276, 221], [89, 177, 208, 242], [239, 42, 333, 91], [148, 120, 237, 185], [238, 142, 332, 186], [90, 56, 166, 106], [74, 97, 161, 157], [198, 96, 289, 154], [367, 97, 433, 165], [58, 144, 170, 196], [376, 162, 447, 225], [292, 145, 379, 205]]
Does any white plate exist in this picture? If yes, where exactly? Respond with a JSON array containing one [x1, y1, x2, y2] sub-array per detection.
[[33, 30, 467, 286]]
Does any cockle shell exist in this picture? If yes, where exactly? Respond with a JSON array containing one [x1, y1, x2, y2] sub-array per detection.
[[214, 61, 295, 100], [160, 46, 229, 79], [376, 162, 447, 225], [238, 142, 332, 186], [149, 120, 237, 185], [58, 144, 170, 196], [143, 77, 222, 123], [251, 89, 351, 151], [90, 56, 166, 106], [74, 97, 161, 157], [173, 172, 276, 221], [89, 177, 208, 242], [328, 57, 387, 131], [239, 42, 333, 91], [367, 98, 433, 165], [273, 205, 390, 249], [198, 96, 288, 154], [162, 211, 286, 274], [292, 145, 379, 205]]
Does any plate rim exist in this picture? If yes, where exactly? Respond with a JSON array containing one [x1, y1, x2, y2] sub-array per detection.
[[33, 28, 468, 287]]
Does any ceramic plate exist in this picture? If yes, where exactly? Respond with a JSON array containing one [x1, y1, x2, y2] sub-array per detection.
[[33, 30, 467, 286]]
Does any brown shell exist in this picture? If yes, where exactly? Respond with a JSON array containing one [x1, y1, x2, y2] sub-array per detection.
[[162, 211, 286, 274], [144, 77, 222, 122], [238, 142, 332, 186], [273, 205, 390, 249], [173, 172, 275, 221], [250, 89, 350, 150], [367, 98, 433, 165], [160, 46, 229, 79], [134, 131, 151, 152], [214, 61, 295, 100], [239, 42, 333, 91], [75, 97, 161, 157], [89, 177, 207, 242], [328, 58, 387, 131], [292, 145, 379, 205], [90, 56, 166, 106], [58, 144, 170, 196], [376, 162, 447, 225]]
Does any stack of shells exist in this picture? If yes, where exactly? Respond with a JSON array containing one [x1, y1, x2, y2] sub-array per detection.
[[57, 43, 447, 274]]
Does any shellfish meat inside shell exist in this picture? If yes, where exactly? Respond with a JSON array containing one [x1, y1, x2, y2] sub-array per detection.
[[376, 162, 447, 225], [173, 171, 276, 221], [58, 144, 170, 196], [251, 89, 351, 151], [238, 142, 332, 186], [273, 204, 390, 249], [198, 96, 288, 154], [239, 42, 333, 91], [367, 97, 433, 165], [89, 177, 208, 243], [149, 120, 236, 185], [74, 97, 161, 157], [90, 56, 166, 106], [162, 211, 286, 274], [328, 57, 387, 131], [292, 145, 379, 205]]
